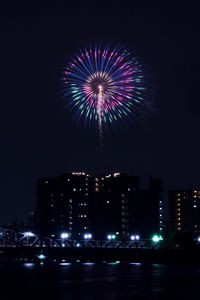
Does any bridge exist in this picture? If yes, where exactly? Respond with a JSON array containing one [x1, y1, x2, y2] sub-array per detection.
[[1, 226, 194, 266], [0, 226, 152, 248]]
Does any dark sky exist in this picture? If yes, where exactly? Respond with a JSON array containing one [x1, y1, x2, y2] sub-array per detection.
[[1, 2, 200, 223]]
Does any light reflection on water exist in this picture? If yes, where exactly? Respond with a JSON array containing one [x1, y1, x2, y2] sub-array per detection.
[[59, 263, 72, 266], [23, 263, 35, 268], [0, 262, 200, 299], [130, 262, 142, 266]]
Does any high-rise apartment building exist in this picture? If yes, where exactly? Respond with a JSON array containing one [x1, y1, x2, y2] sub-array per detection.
[[93, 173, 140, 239], [129, 178, 163, 238], [169, 189, 200, 233], [35, 172, 94, 237]]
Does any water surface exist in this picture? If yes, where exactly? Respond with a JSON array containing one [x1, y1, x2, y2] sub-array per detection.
[[0, 262, 199, 299]]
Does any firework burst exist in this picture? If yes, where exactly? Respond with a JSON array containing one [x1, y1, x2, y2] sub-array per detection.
[[61, 43, 146, 143]]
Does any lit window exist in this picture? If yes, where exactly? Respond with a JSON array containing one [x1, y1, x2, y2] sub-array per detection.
[[45, 181, 48, 184], [106, 201, 110, 204], [160, 220, 162, 223], [73, 188, 76, 192], [128, 188, 130, 191], [84, 215, 87, 218], [159, 207, 162, 210], [194, 205, 197, 208]]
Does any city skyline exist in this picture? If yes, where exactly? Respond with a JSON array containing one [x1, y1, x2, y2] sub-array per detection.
[[4, 171, 200, 241], [35, 172, 163, 239]]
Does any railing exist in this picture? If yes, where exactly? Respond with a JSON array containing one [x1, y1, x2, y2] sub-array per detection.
[[0, 226, 152, 248]]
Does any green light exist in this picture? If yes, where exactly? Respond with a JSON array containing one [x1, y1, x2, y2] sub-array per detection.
[[112, 235, 116, 239], [152, 235, 159, 242], [152, 235, 163, 242], [37, 254, 46, 260]]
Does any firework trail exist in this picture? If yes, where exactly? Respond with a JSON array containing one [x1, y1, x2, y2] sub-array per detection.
[[61, 43, 146, 144], [97, 84, 103, 144]]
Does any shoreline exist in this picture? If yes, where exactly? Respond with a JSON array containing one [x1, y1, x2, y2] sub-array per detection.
[[0, 247, 200, 267]]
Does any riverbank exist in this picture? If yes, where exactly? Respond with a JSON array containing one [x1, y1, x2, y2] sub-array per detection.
[[1, 247, 200, 266]]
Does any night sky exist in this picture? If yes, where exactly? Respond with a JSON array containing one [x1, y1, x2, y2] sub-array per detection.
[[1, 2, 200, 224]]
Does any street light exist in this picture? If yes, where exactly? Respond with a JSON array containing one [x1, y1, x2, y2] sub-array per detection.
[[130, 235, 140, 241], [24, 232, 35, 246], [83, 233, 92, 240], [60, 232, 70, 247], [107, 234, 116, 240], [152, 235, 163, 242], [60, 232, 69, 239], [24, 232, 34, 237]]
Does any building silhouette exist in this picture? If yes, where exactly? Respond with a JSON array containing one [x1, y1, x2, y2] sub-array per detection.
[[35, 172, 94, 238], [35, 172, 163, 239], [129, 178, 163, 238], [93, 173, 140, 239]]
